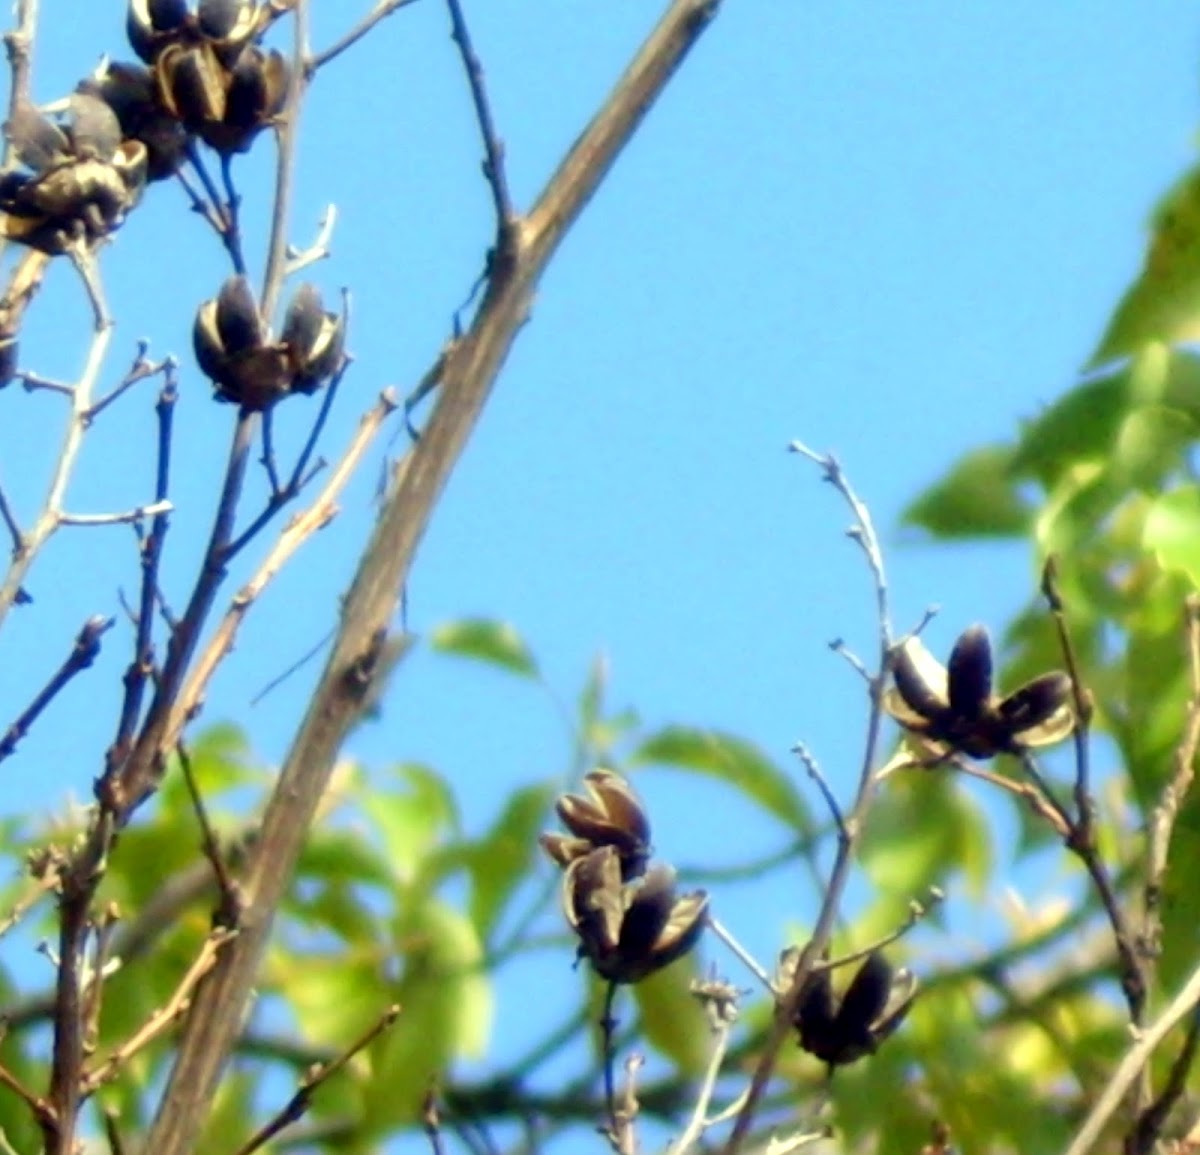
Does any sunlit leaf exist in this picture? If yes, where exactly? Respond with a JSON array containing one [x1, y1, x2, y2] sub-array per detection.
[[903, 445, 1032, 538], [1092, 165, 1200, 365], [1112, 405, 1197, 489], [363, 898, 492, 1129], [468, 782, 555, 939], [363, 763, 458, 881], [631, 726, 811, 833], [1010, 371, 1130, 487], [1143, 485, 1200, 585], [634, 954, 708, 1074], [430, 618, 540, 678]]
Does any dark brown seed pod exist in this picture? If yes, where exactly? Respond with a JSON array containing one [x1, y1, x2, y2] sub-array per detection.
[[214, 275, 262, 355], [998, 671, 1074, 746], [551, 768, 651, 879], [193, 298, 227, 381], [835, 950, 893, 1039], [66, 95, 123, 164], [197, 0, 243, 39], [6, 106, 71, 174], [889, 640, 947, 725], [946, 624, 992, 719], [159, 43, 227, 127], [148, 0, 189, 32]]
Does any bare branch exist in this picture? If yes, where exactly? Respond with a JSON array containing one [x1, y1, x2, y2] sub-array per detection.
[[306, 0, 420, 75], [144, 6, 726, 1151], [58, 500, 173, 528], [0, 614, 112, 761], [1064, 959, 1200, 1155], [0, 251, 113, 628], [233, 1004, 401, 1155], [81, 928, 238, 1095], [445, 0, 515, 241]]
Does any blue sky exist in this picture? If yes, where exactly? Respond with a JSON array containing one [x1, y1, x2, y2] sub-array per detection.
[[0, 1, 1198, 1146]]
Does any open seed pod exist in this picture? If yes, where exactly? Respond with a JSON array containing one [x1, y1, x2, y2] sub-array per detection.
[[793, 949, 918, 1069], [194, 275, 342, 409], [81, 62, 189, 180], [0, 101, 147, 253], [156, 38, 288, 154], [540, 768, 652, 880], [127, 0, 264, 66], [884, 624, 1074, 759], [562, 849, 708, 985]]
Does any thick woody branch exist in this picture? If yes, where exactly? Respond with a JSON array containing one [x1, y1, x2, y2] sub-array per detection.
[[143, 4, 723, 1151]]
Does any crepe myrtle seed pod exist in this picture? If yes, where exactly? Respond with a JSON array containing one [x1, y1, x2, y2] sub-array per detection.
[[64, 95, 123, 164], [128, 0, 262, 65], [81, 63, 189, 181], [0, 103, 147, 254], [156, 39, 288, 154], [539, 768, 652, 880], [194, 276, 343, 409], [561, 848, 708, 985], [280, 282, 344, 393], [792, 949, 917, 1069], [884, 624, 1074, 759]]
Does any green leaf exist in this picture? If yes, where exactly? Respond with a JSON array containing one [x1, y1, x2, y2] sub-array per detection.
[[1112, 405, 1197, 490], [1010, 371, 1131, 487], [430, 618, 540, 678], [861, 769, 991, 913], [1092, 165, 1200, 365], [630, 726, 811, 833], [363, 763, 458, 881], [1143, 486, 1200, 585], [634, 955, 708, 1074], [468, 782, 555, 939], [903, 445, 1032, 538], [363, 898, 493, 1129]]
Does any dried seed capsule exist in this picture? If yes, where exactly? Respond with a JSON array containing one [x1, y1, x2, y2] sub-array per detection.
[[147, 0, 189, 32], [6, 106, 71, 174], [197, 0, 243, 38], [159, 43, 228, 127], [66, 94, 123, 164], [214, 275, 263, 355], [946, 624, 992, 719]]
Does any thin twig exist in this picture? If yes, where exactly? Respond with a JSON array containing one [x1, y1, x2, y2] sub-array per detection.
[[791, 741, 845, 838], [81, 928, 238, 1094], [234, 1004, 400, 1155], [722, 444, 894, 1155], [0, 252, 113, 628], [601, 980, 620, 1138], [109, 368, 178, 765], [177, 742, 243, 928], [168, 390, 396, 748], [102, 1107, 126, 1155], [1064, 959, 1200, 1155], [1127, 1006, 1200, 1155], [673, 980, 738, 1153], [305, 0, 420, 75], [0, 615, 112, 761], [445, 0, 515, 243], [423, 1088, 447, 1155], [0, 481, 21, 554], [85, 345, 172, 421], [817, 887, 944, 972], [284, 205, 338, 276], [707, 916, 772, 993], [1141, 595, 1200, 968], [261, 0, 310, 319], [58, 500, 173, 528]]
